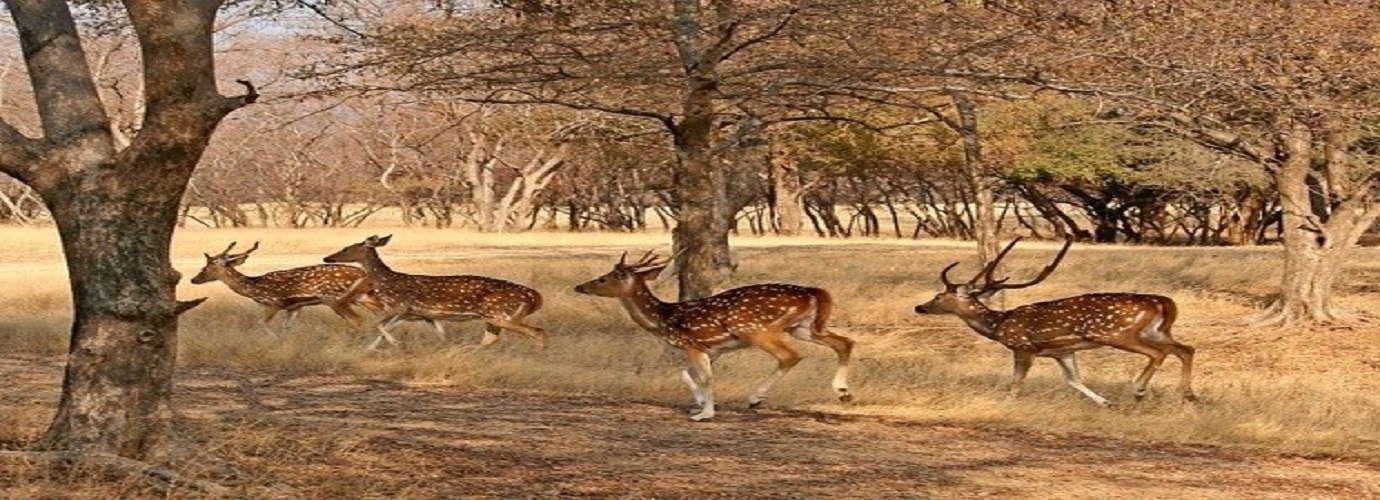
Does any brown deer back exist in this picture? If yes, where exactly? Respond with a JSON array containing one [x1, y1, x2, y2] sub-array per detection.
[[246, 265, 371, 306], [996, 293, 1175, 351], [658, 284, 826, 349], [373, 273, 542, 318]]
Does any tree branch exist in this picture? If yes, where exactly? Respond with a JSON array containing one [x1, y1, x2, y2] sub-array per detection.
[[6, 0, 113, 144], [0, 118, 44, 185]]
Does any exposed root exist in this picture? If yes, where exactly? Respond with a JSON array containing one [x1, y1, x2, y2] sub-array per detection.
[[0, 450, 241, 498], [1244, 300, 1357, 329], [1244, 300, 1288, 327]]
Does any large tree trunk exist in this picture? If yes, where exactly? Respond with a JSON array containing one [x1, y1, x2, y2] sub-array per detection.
[[1253, 119, 1380, 325], [0, 0, 252, 462], [768, 150, 805, 236], [35, 180, 193, 460], [671, 82, 733, 300]]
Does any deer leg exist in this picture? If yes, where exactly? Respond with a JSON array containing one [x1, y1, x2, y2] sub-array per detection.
[[1009, 351, 1034, 397], [487, 318, 548, 348], [472, 323, 502, 348], [369, 315, 405, 350], [745, 336, 802, 409], [1170, 342, 1197, 401], [1054, 354, 1110, 406], [280, 308, 302, 337], [685, 349, 716, 422], [429, 320, 448, 342], [680, 368, 707, 411], [328, 301, 365, 329], [1126, 345, 1169, 402], [799, 329, 855, 403], [260, 307, 282, 339]]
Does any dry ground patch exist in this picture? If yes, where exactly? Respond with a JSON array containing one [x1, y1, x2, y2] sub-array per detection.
[[2, 226, 1379, 497]]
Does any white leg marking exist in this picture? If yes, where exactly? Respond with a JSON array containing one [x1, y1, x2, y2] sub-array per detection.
[[680, 368, 706, 411], [1056, 355, 1110, 406]]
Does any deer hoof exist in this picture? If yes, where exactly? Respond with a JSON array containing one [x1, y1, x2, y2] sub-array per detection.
[[689, 413, 715, 422], [838, 393, 854, 403], [1183, 393, 1199, 403]]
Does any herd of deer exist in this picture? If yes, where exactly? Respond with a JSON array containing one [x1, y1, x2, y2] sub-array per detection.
[[191, 235, 1196, 421]]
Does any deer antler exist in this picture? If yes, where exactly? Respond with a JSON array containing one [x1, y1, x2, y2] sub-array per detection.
[[230, 241, 260, 259], [969, 238, 1024, 287], [938, 238, 1073, 293], [939, 262, 961, 290], [968, 238, 1073, 293], [618, 249, 671, 272], [214, 241, 238, 258], [209, 241, 258, 260]]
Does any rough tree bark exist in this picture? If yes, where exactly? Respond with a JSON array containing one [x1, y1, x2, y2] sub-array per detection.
[[1252, 119, 1380, 324], [0, 0, 256, 461], [671, 80, 734, 300], [951, 92, 999, 266], [768, 148, 805, 236], [667, 0, 737, 300]]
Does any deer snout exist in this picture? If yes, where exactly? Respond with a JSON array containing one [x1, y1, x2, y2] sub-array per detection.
[[914, 302, 940, 315], [573, 283, 591, 295], [189, 272, 213, 285]]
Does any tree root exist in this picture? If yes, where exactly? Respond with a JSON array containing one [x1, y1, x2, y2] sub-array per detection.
[[1244, 300, 1288, 327], [0, 450, 241, 498], [1244, 300, 1355, 328]]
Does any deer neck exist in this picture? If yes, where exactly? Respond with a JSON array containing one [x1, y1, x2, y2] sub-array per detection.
[[956, 301, 1008, 340], [356, 250, 402, 284], [217, 267, 271, 299], [617, 282, 672, 333]]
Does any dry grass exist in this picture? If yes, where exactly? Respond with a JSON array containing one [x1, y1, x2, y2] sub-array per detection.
[[2, 226, 1380, 496]]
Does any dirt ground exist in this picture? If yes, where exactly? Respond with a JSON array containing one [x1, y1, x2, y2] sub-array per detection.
[[2, 355, 1376, 499]]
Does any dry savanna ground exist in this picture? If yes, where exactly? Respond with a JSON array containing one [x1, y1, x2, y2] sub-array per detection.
[[1, 226, 1379, 498]]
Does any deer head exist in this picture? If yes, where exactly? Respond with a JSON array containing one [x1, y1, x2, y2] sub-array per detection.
[[323, 234, 392, 264], [573, 250, 670, 297], [190, 241, 261, 284], [914, 238, 1072, 316]]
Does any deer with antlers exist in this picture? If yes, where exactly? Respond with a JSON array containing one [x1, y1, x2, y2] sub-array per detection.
[[322, 235, 546, 350], [913, 238, 1196, 406], [191, 241, 382, 337], [575, 251, 854, 421]]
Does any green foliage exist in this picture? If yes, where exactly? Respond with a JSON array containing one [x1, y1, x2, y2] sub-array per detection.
[[994, 98, 1267, 192]]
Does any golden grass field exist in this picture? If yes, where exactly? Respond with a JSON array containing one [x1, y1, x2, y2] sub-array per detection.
[[2, 225, 1379, 497]]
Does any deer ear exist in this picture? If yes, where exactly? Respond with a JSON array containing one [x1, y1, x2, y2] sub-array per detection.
[[637, 265, 669, 281], [226, 254, 249, 267], [365, 234, 392, 247]]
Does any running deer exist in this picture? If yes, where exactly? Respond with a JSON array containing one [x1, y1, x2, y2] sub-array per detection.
[[574, 251, 854, 421], [322, 235, 546, 350], [913, 238, 1196, 405], [191, 241, 382, 337]]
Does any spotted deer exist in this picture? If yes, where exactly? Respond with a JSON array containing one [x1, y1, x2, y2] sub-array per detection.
[[913, 238, 1196, 405], [322, 235, 546, 350], [190, 241, 382, 337], [574, 251, 854, 422]]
